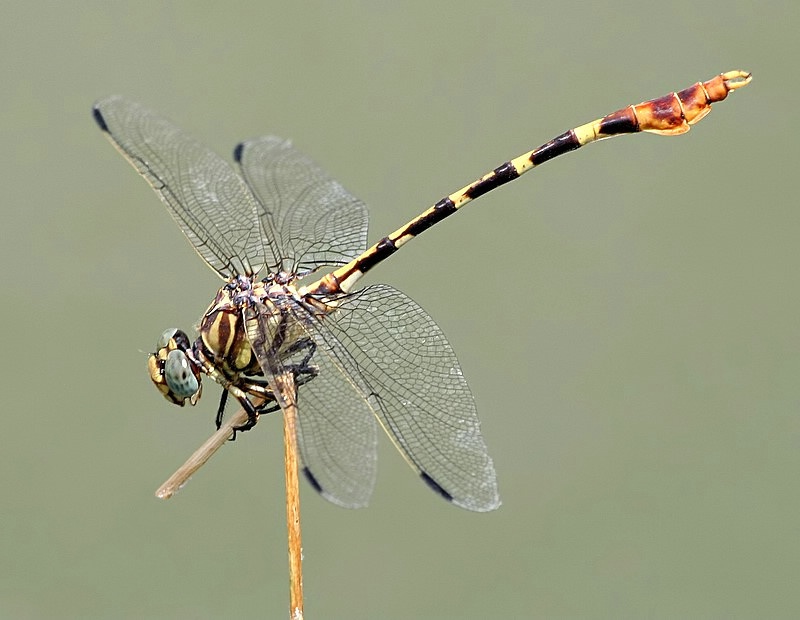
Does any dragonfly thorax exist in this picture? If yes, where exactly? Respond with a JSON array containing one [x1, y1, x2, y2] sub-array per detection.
[[199, 276, 268, 376], [148, 273, 313, 411], [199, 274, 306, 376]]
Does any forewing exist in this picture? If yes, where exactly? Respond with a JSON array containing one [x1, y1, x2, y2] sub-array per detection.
[[234, 137, 368, 276], [326, 284, 500, 512], [244, 298, 378, 509], [93, 96, 277, 278]]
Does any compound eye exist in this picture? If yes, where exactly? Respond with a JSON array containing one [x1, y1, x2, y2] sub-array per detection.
[[157, 328, 178, 350], [157, 328, 190, 350], [164, 349, 200, 399]]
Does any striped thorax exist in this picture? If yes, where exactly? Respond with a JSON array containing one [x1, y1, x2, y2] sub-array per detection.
[[199, 275, 267, 376], [199, 272, 323, 378]]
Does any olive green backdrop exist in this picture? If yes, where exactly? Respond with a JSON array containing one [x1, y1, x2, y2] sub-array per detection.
[[1, 2, 795, 618]]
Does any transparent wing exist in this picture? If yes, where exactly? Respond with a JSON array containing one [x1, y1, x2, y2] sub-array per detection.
[[234, 137, 368, 276], [247, 285, 499, 512], [327, 284, 500, 512], [245, 298, 378, 509], [93, 96, 279, 278]]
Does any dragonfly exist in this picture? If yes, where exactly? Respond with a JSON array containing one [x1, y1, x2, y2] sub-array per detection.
[[94, 70, 750, 513]]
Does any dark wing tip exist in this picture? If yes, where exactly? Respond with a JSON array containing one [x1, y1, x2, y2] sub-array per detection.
[[232, 141, 246, 163], [302, 466, 324, 494], [92, 105, 110, 132], [420, 471, 454, 503]]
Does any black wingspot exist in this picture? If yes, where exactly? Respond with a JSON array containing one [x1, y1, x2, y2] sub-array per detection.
[[420, 472, 454, 502], [92, 107, 109, 132], [302, 466, 324, 494], [233, 142, 245, 163]]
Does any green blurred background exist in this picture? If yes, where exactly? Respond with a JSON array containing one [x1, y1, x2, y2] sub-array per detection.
[[1, 2, 795, 618]]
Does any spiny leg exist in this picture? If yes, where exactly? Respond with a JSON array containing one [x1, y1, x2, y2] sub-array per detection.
[[214, 388, 229, 430], [230, 392, 262, 437], [214, 387, 278, 430], [244, 337, 318, 399], [307, 70, 751, 297], [282, 336, 318, 381], [246, 359, 321, 415], [224, 338, 320, 435]]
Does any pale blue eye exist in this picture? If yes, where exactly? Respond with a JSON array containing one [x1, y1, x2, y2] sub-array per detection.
[[164, 349, 199, 398]]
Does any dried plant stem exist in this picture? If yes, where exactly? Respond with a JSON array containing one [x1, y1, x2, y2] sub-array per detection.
[[155, 407, 250, 499], [275, 373, 304, 619], [154, 380, 305, 618]]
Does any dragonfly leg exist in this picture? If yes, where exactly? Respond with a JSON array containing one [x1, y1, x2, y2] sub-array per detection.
[[281, 337, 319, 388], [230, 393, 261, 438], [214, 389, 229, 429], [255, 399, 281, 415], [215, 386, 276, 436]]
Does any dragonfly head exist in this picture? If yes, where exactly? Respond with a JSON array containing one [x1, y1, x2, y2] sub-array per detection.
[[148, 328, 203, 406]]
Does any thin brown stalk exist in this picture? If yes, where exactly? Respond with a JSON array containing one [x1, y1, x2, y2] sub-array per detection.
[[274, 373, 304, 619], [155, 383, 305, 618], [155, 407, 250, 499]]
